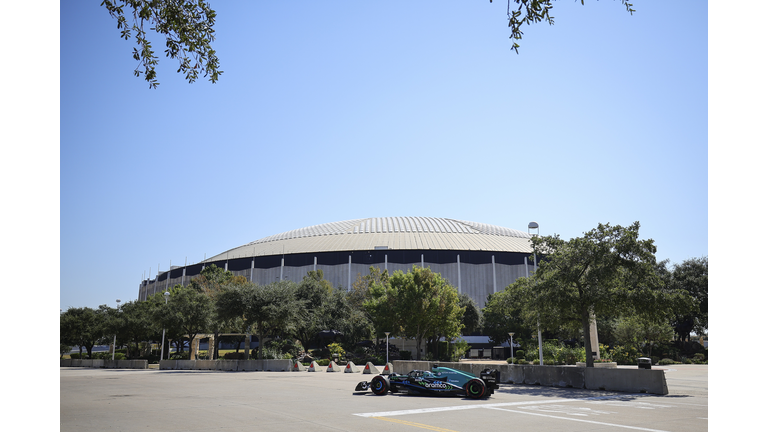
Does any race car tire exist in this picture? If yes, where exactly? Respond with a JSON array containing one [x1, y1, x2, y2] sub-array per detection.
[[371, 375, 390, 395], [465, 378, 486, 399]]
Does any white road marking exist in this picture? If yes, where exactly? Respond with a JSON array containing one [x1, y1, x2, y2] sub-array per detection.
[[353, 394, 651, 418], [484, 406, 672, 432]]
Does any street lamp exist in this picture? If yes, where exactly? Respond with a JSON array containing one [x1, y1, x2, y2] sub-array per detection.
[[160, 291, 170, 361], [384, 332, 391, 365], [508, 332, 515, 361], [528, 222, 544, 366], [112, 299, 121, 360]]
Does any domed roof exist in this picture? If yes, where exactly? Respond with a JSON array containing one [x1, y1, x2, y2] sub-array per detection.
[[205, 217, 533, 261]]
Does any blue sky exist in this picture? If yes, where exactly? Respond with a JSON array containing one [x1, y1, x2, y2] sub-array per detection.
[[54, 1, 710, 311]]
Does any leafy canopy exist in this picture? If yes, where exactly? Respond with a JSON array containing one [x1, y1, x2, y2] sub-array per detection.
[[101, 0, 223, 88], [526, 222, 695, 366], [491, 0, 636, 53]]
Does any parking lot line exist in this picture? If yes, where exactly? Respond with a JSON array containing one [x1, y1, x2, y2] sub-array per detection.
[[483, 406, 671, 432], [353, 394, 653, 418]]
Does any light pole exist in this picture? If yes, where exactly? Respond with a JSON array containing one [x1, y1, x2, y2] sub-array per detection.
[[160, 291, 170, 361], [384, 332, 390, 365], [112, 299, 121, 360], [529, 222, 544, 366], [509, 332, 515, 361]]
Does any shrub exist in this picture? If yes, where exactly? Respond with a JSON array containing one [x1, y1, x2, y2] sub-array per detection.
[[169, 352, 190, 360], [515, 349, 526, 360], [506, 357, 514, 364], [608, 345, 642, 365], [559, 347, 586, 365], [515, 358, 528, 365], [326, 342, 346, 359], [267, 339, 303, 358], [452, 341, 469, 361], [254, 346, 292, 360], [317, 359, 330, 366], [658, 358, 676, 365]]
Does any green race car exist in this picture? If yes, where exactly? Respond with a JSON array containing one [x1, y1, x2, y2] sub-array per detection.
[[354, 365, 499, 399]]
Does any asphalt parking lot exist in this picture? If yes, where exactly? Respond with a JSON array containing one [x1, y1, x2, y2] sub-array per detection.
[[60, 364, 708, 432]]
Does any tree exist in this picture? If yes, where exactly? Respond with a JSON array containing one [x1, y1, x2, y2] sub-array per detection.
[[670, 257, 708, 341], [381, 266, 464, 360], [189, 264, 248, 359], [360, 267, 399, 343], [481, 282, 537, 346], [491, 0, 636, 53], [157, 285, 214, 357], [101, 0, 223, 88], [527, 222, 695, 367], [458, 293, 483, 335], [219, 281, 303, 359], [614, 315, 674, 357], [60, 307, 106, 358], [292, 270, 335, 351], [112, 299, 157, 358]]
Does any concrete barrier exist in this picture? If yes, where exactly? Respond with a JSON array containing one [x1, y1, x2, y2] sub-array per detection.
[[381, 363, 394, 375], [326, 361, 342, 372], [262, 359, 292, 371], [362, 362, 379, 374], [61, 359, 148, 369], [585, 368, 668, 395], [307, 361, 320, 372], [215, 360, 240, 371], [391, 361, 668, 395], [344, 362, 359, 373], [159, 359, 292, 371], [103, 360, 148, 369], [292, 360, 306, 371]]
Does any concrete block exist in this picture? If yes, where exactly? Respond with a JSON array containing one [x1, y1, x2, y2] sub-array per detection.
[[239, 360, 261, 371], [307, 361, 320, 372], [292, 360, 306, 371], [382, 362, 394, 375], [585, 368, 668, 395], [263, 359, 292, 371], [326, 361, 342, 372], [362, 362, 379, 374], [344, 362, 359, 373], [195, 360, 216, 370], [216, 360, 240, 371]]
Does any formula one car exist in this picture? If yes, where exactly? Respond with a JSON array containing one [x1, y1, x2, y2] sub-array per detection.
[[354, 365, 499, 399]]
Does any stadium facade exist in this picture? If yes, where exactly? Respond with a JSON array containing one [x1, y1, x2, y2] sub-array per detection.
[[138, 217, 537, 308]]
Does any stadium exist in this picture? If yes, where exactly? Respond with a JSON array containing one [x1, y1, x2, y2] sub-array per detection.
[[138, 217, 538, 308]]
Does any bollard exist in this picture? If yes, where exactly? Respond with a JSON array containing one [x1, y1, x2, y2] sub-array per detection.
[[363, 362, 379, 374]]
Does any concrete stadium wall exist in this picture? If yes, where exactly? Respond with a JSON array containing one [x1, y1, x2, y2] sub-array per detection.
[[392, 361, 668, 395], [140, 252, 533, 308], [60, 359, 148, 369]]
